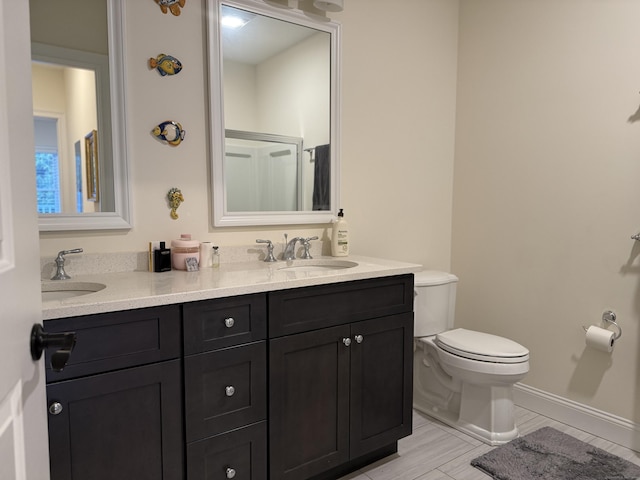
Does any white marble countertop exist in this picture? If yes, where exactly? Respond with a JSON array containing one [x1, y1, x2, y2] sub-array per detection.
[[42, 255, 422, 320]]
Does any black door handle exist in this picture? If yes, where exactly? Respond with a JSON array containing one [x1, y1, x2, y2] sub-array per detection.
[[30, 324, 76, 372]]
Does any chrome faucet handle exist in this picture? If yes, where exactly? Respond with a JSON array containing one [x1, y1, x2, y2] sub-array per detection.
[[51, 248, 83, 280], [300, 236, 319, 259], [256, 239, 277, 262]]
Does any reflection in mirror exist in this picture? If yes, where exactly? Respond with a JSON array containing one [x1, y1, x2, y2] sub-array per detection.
[[225, 130, 303, 212], [209, 0, 340, 226], [30, 0, 130, 231]]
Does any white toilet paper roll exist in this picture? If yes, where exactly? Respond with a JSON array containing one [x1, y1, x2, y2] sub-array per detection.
[[585, 325, 615, 353]]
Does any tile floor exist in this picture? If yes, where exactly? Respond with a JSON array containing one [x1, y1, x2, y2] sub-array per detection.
[[338, 407, 640, 480]]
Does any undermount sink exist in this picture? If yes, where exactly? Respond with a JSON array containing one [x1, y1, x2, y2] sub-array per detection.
[[41, 281, 106, 301], [278, 259, 358, 272]]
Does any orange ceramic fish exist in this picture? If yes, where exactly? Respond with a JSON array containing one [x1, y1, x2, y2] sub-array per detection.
[[149, 54, 182, 76]]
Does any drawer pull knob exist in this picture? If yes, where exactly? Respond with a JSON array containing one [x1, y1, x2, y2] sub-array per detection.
[[224, 317, 235, 328], [49, 402, 63, 416], [342, 337, 351, 347], [225, 385, 235, 397], [226, 467, 236, 478], [355, 334, 364, 344]]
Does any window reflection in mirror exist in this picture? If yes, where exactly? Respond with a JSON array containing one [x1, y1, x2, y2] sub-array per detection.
[[210, 0, 340, 226], [32, 63, 100, 214]]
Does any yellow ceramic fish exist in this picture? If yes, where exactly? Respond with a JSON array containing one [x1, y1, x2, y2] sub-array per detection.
[[149, 54, 182, 76], [155, 0, 185, 16]]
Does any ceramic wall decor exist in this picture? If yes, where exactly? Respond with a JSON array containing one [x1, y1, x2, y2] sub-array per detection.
[[155, 0, 185, 16], [168, 187, 184, 219], [152, 120, 186, 146], [149, 54, 183, 76]]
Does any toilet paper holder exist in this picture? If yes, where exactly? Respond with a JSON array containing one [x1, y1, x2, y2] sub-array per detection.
[[582, 310, 622, 340]]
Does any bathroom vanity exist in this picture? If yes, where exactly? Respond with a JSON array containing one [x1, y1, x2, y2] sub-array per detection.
[[41, 255, 419, 480]]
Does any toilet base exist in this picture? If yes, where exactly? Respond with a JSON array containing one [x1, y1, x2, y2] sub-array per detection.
[[413, 390, 519, 446], [413, 343, 521, 445]]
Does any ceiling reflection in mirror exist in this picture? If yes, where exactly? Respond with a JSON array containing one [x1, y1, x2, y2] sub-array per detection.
[[210, 0, 340, 226], [30, 0, 131, 231]]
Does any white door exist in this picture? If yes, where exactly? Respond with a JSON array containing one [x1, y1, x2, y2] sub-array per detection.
[[0, 0, 51, 479]]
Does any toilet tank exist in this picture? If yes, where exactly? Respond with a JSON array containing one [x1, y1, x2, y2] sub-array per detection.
[[414, 270, 459, 337]]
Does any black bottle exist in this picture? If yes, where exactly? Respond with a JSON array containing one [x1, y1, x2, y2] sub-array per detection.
[[154, 242, 172, 272]]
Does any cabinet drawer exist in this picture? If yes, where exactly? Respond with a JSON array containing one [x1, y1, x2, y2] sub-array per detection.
[[269, 274, 414, 337], [187, 421, 267, 480], [44, 305, 181, 382], [183, 294, 267, 354], [185, 341, 267, 442]]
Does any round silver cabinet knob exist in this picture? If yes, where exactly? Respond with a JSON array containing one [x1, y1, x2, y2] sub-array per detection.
[[224, 317, 235, 328], [49, 402, 63, 415], [354, 334, 363, 344], [226, 467, 236, 478], [343, 337, 351, 347], [225, 385, 235, 397]]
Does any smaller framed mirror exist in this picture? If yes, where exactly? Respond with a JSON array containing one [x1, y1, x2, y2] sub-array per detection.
[[31, 0, 131, 231], [208, 0, 341, 227]]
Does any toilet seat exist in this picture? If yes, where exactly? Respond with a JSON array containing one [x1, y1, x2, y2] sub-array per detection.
[[435, 328, 529, 364]]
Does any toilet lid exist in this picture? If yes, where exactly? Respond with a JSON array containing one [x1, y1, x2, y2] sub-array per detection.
[[435, 328, 529, 363]]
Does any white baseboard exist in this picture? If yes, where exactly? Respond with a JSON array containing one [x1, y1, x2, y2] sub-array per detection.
[[514, 383, 640, 453]]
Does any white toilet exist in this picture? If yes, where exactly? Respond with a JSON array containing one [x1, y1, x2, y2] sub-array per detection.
[[413, 270, 530, 445]]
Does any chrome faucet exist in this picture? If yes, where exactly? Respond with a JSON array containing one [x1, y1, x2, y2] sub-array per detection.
[[283, 235, 303, 261], [51, 248, 83, 280]]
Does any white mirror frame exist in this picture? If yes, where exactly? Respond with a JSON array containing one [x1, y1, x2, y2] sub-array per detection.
[[37, 0, 131, 232], [208, 0, 341, 227]]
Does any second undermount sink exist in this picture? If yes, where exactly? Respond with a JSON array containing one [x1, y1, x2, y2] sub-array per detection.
[[41, 281, 106, 301], [278, 259, 359, 272]]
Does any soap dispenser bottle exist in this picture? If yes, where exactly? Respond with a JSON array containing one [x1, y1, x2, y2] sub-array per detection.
[[331, 208, 349, 257]]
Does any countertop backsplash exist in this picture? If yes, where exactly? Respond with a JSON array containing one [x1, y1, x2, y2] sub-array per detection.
[[40, 241, 328, 280]]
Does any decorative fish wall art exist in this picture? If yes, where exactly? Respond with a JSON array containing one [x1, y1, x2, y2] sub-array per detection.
[[152, 121, 186, 146], [149, 54, 183, 76], [155, 0, 185, 16]]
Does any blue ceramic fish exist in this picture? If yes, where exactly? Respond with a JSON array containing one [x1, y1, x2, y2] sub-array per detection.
[[149, 54, 182, 76], [152, 121, 186, 146]]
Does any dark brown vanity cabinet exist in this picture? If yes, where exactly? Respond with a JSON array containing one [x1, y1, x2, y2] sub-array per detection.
[[44, 305, 183, 480], [268, 275, 414, 480], [44, 274, 414, 480], [183, 294, 268, 480]]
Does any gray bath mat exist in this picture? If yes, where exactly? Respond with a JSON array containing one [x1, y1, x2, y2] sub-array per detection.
[[471, 426, 640, 479]]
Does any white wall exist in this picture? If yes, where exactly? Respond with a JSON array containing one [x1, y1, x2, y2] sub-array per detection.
[[453, 0, 640, 426], [38, 0, 459, 277]]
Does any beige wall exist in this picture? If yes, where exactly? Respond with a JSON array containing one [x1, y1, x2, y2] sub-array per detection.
[[39, 0, 459, 277], [452, 0, 640, 423]]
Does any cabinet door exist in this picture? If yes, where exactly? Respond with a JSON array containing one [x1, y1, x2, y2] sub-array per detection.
[[349, 313, 414, 458], [269, 325, 351, 480], [47, 360, 183, 480]]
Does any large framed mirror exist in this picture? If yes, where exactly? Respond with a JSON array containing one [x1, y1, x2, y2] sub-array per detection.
[[30, 0, 131, 231], [208, 0, 341, 227]]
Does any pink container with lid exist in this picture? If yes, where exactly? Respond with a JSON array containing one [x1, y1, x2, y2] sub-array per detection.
[[171, 234, 200, 270]]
